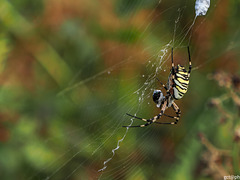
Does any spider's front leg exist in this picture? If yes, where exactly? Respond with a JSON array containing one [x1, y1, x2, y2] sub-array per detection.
[[123, 101, 167, 128], [187, 46, 192, 75]]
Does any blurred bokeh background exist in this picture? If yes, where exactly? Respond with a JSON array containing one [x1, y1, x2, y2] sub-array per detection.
[[0, 0, 240, 179]]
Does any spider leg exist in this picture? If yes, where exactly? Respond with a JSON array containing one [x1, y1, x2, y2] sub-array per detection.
[[171, 47, 175, 75], [125, 113, 148, 122], [156, 78, 168, 91], [156, 78, 172, 98], [123, 101, 167, 128], [154, 102, 181, 125], [122, 123, 152, 128], [126, 113, 175, 121], [171, 102, 181, 124], [187, 46, 192, 75], [126, 113, 173, 120], [163, 114, 175, 118], [170, 47, 177, 89]]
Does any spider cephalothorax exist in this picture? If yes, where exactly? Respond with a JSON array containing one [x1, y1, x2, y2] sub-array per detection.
[[123, 47, 192, 128], [152, 90, 165, 108]]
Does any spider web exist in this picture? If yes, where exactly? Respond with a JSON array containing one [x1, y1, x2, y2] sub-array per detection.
[[58, 1, 198, 178], [5, 0, 240, 179], [32, 0, 220, 179]]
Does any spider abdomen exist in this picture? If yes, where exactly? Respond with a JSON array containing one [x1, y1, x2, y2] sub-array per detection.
[[173, 68, 189, 100]]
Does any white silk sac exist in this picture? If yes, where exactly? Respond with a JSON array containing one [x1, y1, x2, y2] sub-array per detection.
[[195, 0, 210, 16]]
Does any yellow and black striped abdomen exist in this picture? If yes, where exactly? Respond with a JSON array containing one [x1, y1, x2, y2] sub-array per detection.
[[173, 68, 189, 100]]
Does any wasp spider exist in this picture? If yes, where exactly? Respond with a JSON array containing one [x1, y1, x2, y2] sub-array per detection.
[[123, 47, 192, 128]]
